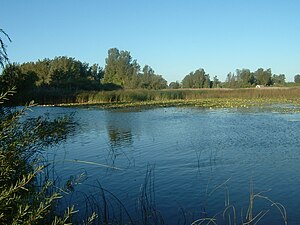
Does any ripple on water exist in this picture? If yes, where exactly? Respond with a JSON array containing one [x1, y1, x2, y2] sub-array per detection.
[[37, 106, 300, 225]]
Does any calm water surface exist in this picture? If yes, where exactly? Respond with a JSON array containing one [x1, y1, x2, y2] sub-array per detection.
[[33, 106, 300, 224]]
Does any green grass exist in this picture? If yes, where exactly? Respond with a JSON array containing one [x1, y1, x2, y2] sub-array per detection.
[[58, 97, 300, 114], [49, 88, 300, 111], [24, 87, 300, 109], [74, 87, 300, 103]]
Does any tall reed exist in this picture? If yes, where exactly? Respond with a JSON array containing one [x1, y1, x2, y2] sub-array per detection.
[[74, 88, 300, 105]]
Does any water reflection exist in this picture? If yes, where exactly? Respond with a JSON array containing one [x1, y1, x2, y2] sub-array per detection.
[[41, 107, 300, 224], [107, 126, 133, 148], [104, 111, 139, 167]]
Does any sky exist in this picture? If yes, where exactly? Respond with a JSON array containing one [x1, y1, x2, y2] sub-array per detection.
[[1, 0, 300, 83]]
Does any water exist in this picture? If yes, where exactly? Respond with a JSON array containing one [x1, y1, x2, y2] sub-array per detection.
[[33, 106, 300, 224]]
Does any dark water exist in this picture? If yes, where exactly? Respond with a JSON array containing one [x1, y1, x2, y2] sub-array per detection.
[[33, 106, 300, 224]]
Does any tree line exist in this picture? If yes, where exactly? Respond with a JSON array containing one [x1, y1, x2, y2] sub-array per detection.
[[0, 48, 168, 94], [1, 47, 300, 102], [171, 67, 294, 89], [103, 48, 167, 90]]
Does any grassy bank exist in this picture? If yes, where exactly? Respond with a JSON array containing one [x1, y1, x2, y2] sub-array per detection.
[[50, 88, 300, 111], [9, 87, 300, 107], [73, 87, 300, 104]]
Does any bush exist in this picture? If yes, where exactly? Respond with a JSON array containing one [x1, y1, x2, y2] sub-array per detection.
[[0, 91, 95, 224]]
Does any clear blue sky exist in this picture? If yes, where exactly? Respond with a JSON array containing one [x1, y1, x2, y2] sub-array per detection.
[[1, 0, 300, 82]]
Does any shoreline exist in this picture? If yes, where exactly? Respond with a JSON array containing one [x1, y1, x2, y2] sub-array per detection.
[[47, 98, 300, 112]]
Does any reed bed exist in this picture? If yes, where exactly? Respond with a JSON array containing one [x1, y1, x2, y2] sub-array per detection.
[[74, 88, 300, 104], [28, 87, 300, 107], [52, 88, 300, 113], [61, 166, 288, 225]]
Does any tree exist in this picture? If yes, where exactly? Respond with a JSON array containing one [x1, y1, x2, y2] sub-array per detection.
[[181, 73, 193, 88], [272, 74, 285, 86], [135, 65, 167, 89], [182, 68, 210, 88], [254, 68, 272, 86], [89, 63, 104, 82], [194, 69, 207, 88], [0, 28, 11, 68], [18, 57, 103, 91], [0, 63, 38, 104], [0, 63, 37, 94], [148, 74, 167, 89], [212, 76, 221, 88], [237, 69, 255, 87], [168, 81, 181, 89], [103, 48, 140, 88], [294, 74, 300, 83], [224, 72, 237, 88], [49, 56, 83, 89], [21, 59, 52, 86]]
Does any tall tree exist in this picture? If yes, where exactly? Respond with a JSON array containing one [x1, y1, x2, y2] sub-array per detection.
[[182, 68, 210, 88], [212, 76, 221, 88], [89, 63, 104, 82], [1, 56, 104, 94], [103, 48, 140, 88], [181, 73, 193, 88], [272, 74, 285, 86], [294, 74, 300, 83], [20, 60, 51, 86], [0, 63, 37, 92], [254, 68, 272, 86], [168, 81, 181, 89], [225, 72, 236, 87], [136, 65, 167, 89], [237, 69, 255, 86]]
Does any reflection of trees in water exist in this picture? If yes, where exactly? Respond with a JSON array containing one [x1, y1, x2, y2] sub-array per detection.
[[105, 111, 139, 168], [108, 126, 133, 148], [106, 125, 134, 167]]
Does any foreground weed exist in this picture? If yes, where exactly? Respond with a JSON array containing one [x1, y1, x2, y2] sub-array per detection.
[[0, 91, 96, 224], [192, 185, 288, 225]]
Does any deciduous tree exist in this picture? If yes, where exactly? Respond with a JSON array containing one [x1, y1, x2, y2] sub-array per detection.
[[103, 48, 140, 88], [272, 74, 285, 86], [294, 74, 300, 83], [254, 68, 272, 86], [182, 68, 210, 88], [168, 81, 181, 89]]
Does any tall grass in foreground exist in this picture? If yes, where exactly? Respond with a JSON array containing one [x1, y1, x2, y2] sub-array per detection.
[[62, 165, 288, 225], [191, 182, 288, 225], [72, 166, 166, 225]]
